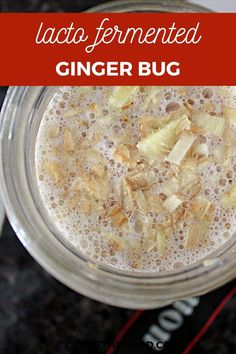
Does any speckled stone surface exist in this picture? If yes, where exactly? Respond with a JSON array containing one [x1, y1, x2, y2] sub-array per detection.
[[0, 221, 132, 354]]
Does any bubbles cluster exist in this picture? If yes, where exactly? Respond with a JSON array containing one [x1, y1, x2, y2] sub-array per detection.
[[35, 86, 236, 272]]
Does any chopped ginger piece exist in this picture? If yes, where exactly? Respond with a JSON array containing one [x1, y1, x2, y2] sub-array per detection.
[[107, 205, 128, 227], [212, 145, 227, 163], [155, 231, 166, 255], [109, 86, 138, 108], [192, 195, 214, 221], [48, 127, 60, 139], [72, 173, 108, 201], [63, 128, 75, 152], [143, 191, 163, 212], [179, 162, 199, 191], [64, 108, 81, 118], [185, 222, 209, 249], [161, 176, 180, 197], [176, 160, 201, 199], [223, 126, 236, 145], [145, 226, 167, 255], [125, 171, 156, 191], [227, 143, 236, 158], [191, 143, 209, 159], [139, 116, 159, 138], [181, 158, 198, 172], [221, 182, 236, 209], [114, 144, 136, 167], [222, 106, 236, 128], [194, 112, 225, 137], [139, 115, 172, 138], [141, 86, 162, 109], [165, 132, 196, 165], [162, 194, 183, 213], [122, 178, 134, 211], [44, 162, 64, 183], [137, 114, 191, 164], [133, 190, 147, 214]]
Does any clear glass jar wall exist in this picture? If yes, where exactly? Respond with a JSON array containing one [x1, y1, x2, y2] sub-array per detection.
[[0, 1, 235, 309]]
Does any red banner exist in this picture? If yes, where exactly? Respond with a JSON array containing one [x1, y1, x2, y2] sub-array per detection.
[[0, 13, 235, 85]]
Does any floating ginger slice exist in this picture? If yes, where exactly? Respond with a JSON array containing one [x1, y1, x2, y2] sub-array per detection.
[[63, 128, 75, 152], [104, 233, 125, 251], [71, 172, 108, 201], [184, 182, 201, 200], [107, 205, 128, 227], [227, 143, 236, 158], [156, 230, 167, 255], [185, 196, 215, 249], [162, 194, 183, 213], [191, 195, 215, 221], [109, 86, 139, 108], [185, 221, 209, 249], [179, 159, 200, 191], [165, 132, 196, 165], [64, 106, 82, 118], [122, 178, 153, 215], [144, 220, 167, 255], [181, 158, 198, 174], [125, 170, 156, 191], [193, 112, 225, 138], [126, 174, 149, 191], [161, 176, 180, 197], [144, 191, 163, 212], [146, 230, 166, 255], [122, 178, 134, 211], [139, 115, 171, 138], [178, 165, 200, 197], [221, 182, 236, 209], [48, 127, 60, 139], [223, 120, 236, 141], [222, 106, 236, 128], [141, 86, 162, 109], [114, 144, 137, 167], [44, 161, 64, 183], [137, 114, 191, 164], [133, 190, 147, 214], [191, 142, 209, 159], [139, 116, 160, 138]]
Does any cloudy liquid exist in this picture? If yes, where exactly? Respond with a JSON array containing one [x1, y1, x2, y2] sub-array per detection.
[[35, 86, 236, 272]]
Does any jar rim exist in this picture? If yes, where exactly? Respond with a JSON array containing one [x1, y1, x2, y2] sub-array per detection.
[[86, 0, 212, 13]]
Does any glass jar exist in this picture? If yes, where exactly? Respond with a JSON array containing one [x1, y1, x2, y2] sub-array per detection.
[[1, 2, 235, 310], [86, 0, 211, 13]]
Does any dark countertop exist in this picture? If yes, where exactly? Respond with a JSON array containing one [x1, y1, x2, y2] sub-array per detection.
[[0, 1, 236, 352], [0, 222, 132, 354], [0, 0, 110, 12]]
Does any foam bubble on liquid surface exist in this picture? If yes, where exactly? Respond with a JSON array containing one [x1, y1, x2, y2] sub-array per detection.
[[35, 86, 236, 272]]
